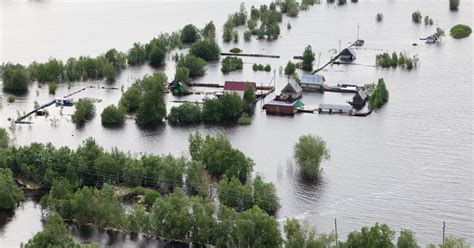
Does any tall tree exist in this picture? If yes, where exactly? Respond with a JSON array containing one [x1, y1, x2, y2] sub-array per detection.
[[0, 168, 24, 209]]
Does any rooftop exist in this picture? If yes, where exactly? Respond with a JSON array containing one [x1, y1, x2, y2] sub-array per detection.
[[224, 81, 256, 91], [301, 74, 326, 85]]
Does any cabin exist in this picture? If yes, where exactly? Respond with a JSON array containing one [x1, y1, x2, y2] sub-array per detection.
[[301, 74, 326, 91], [351, 88, 368, 109], [279, 79, 302, 100], [224, 81, 256, 99], [170, 81, 191, 95], [339, 48, 356, 61], [265, 100, 297, 115], [54, 98, 73, 106]]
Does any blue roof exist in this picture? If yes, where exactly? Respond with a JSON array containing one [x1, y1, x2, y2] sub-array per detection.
[[301, 74, 326, 85]]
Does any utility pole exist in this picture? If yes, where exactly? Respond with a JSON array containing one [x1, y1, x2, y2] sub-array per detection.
[[335, 218, 338, 247], [357, 25, 360, 40], [338, 40, 341, 54], [317, 52, 322, 69], [442, 221, 446, 246]]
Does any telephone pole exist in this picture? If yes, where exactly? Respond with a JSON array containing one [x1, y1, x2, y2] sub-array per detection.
[[335, 218, 338, 247], [442, 221, 446, 246]]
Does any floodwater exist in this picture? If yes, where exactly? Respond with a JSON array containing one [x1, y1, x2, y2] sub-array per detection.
[[1, 0, 473, 247]]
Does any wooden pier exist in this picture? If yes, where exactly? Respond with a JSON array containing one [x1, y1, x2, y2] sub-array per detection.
[[220, 53, 280, 58]]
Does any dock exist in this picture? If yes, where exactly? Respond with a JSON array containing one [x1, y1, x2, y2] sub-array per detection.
[[323, 84, 360, 93], [220, 53, 280, 58]]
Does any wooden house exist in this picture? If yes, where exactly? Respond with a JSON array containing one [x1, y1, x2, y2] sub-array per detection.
[[301, 74, 326, 91], [279, 79, 302, 100], [265, 100, 297, 115], [339, 48, 356, 61], [170, 81, 191, 95], [350, 88, 368, 109]]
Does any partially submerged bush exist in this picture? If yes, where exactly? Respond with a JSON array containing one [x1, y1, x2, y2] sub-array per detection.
[[376, 13, 383, 22], [221, 57, 243, 74], [293, 134, 330, 179], [48, 81, 57, 94], [449, 0, 460, 11], [450, 24, 472, 39], [237, 113, 252, 125], [412, 11, 422, 23], [2, 63, 29, 93], [168, 103, 202, 124], [7, 95, 16, 103], [368, 78, 389, 109], [229, 48, 242, 53], [101, 105, 126, 126], [72, 99, 95, 124]]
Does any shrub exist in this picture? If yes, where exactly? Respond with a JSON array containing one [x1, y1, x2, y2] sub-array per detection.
[[237, 113, 252, 125], [293, 134, 330, 179], [174, 67, 190, 83], [177, 54, 207, 78], [284, 61, 296, 75], [449, 0, 460, 11], [221, 57, 243, 74], [202, 93, 243, 123], [135, 73, 167, 125], [368, 78, 389, 109], [0, 168, 25, 209], [168, 103, 202, 124], [189, 40, 220, 61], [301, 45, 315, 71], [412, 11, 422, 23], [376, 13, 383, 22], [119, 85, 142, 112], [264, 64, 272, 72], [127, 42, 147, 66], [450, 24, 472, 39], [2, 63, 29, 93], [72, 99, 95, 124], [424, 16, 434, 26], [0, 128, 9, 148], [102, 62, 116, 81], [7, 95, 16, 103], [230, 48, 242, 53], [148, 46, 166, 67], [202, 21, 216, 40], [101, 105, 126, 126], [180, 24, 200, 44], [48, 81, 58, 94], [244, 31, 252, 41]]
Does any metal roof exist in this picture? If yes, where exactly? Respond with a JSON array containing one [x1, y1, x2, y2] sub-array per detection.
[[282, 79, 302, 94], [301, 74, 325, 85], [319, 103, 353, 111], [267, 100, 297, 107], [224, 81, 256, 91]]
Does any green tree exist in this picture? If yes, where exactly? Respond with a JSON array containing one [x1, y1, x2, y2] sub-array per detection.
[[72, 99, 95, 124], [412, 11, 422, 23], [180, 24, 200, 44], [148, 46, 166, 67], [252, 175, 280, 215], [48, 81, 58, 94], [104, 48, 127, 71], [441, 235, 469, 248], [285, 218, 336, 248], [168, 103, 202, 124], [0, 128, 10, 148], [189, 40, 221, 61], [188, 131, 204, 161], [174, 67, 190, 82], [221, 57, 243, 74], [293, 134, 330, 178], [450, 24, 472, 39], [0, 168, 24, 209], [302, 45, 315, 71], [177, 54, 207, 78], [136, 73, 167, 125], [102, 62, 116, 81], [449, 0, 460, 11], [344, 223, 395, 248], [2, 63, 29, 93], [22, 213, 80, 248], [235, 206, 281, 247], [368, 78, 389, 109], [101, 105, 126, 126], [202, 21, 216, 40], [127, 42, 147, 65], [397, 229, 418, 248], [243, 84, 256, 109], [186, 160, 209, 196], [119, 84, 142, 112], [202, 93, 243, 123], [284, 60, 296, 76]]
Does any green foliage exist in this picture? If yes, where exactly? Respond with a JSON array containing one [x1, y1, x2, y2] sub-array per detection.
[[243, 84, 256, 109], [198, 134, 254, 180], [174, 67, 190, 83], [177, 54, 206, 78], [376, 13, 383, 22], [412, 11, 422, 23], [104, 48, 127, 71], [368, 78, 389, 109], [0, 168, 24, 209], [223, 22, 234, 42], [244, 30, 252, 41], [450, 24, 472, 39], [2, 63, 29, 93], [28, 58, 64, 83], [230, 47, 242, 53], [449, 0, 460, 11], [188, 132, 204, 161], [279, 0, 300, 17], [189, 40, 220, 61], [127, 42, 147, 66], [221, 57, 243, 74], [284, 60, 297, 75], [186, 160, 209, 196], [119, 84, 142, 112], [284, 218, 336, 248], [0, 128, 9, 148], [302, 45, 315, 71], [202, 93, 244, 123], [102, 62, 116, 81], [441, 235, 469, 248], [180, 24, 200, 44], [376, 52, 416, 69], [148, 46, 165, 67], [135, 73, 167, 125], [22, 213, 81, 248], [71, 99, 95, 124], [237, 113, 252, 125], [293, 134, 330, 178], [424, 16, 434, 26], [435, 27, 446, 40], [101, 105, 126, 126], [168, 103, 202, 124], [343, 223, 395, 248], [202, 21, 216, 40], [7, 95, 16, 103], [48, 81, 58, 94], [397, 229, 418, 248]]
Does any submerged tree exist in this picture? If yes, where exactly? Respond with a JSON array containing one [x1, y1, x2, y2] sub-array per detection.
[[0, 128, 10, 148], [449, 0, 460, 11], [0, 168, 24, 209], [301, 45, 315, 71], [71, 99, 95, 125], [180, 24, 200, 44], [293, 134, 330, 178], [2, 63, 29, 93]]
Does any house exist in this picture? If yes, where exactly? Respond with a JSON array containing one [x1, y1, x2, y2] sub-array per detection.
[[265, 100, 298, 115], [300, 74, 326, 91], [224, 81, 256, 99], [339, 48, 356, 61], [279, 79, 302, 100], [170, 81, 190, 95], [318, 103, 353, 114], [350, 88, 368, 109], [54, 98, 73, 106]]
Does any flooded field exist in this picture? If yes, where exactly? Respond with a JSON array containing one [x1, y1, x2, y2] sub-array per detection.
[[1, 0, 473, 247]]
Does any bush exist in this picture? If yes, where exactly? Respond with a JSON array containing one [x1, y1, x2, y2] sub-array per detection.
[[168, 103, 202, 124], [301, 45, 315, 71], [7, 95, 16, 103], [0, 128, 9, 148], [449, 0, 460, 11], [284, 61, 296, 75], [264, 64, 272, 72], [189, 40, 220, 62], [2, 63, 29, 93], [221, 57, 243, 74], [101, 105, 126, 126], [202, 93, 243, 123], [127, 42, 147, 66], [135, 73, 167, 125], [72, 99, 95, 124], [0, 168, 25, 209], [48, 81, 58, 94], [202, 21, 216, 40], [253, 63, 267, 71], [237, 113, 252, 125], [412, 11, 422, 23], [180, 24, 200, 44], [376, 52, 416, 69], [368, 78, 389, 109], [119, 85, 142, 112], [424, 16, 434, 26], [102, 62, 116, 81], [244, 31, 252, 41], [450, 24, 472, 39], [376, 13, 383, 22], [230, 48, 242, 53], [148, 46, 166, 67], [177, 54, 207, 78], [293, 134, 330, 179], [174, 67, 190, 83]]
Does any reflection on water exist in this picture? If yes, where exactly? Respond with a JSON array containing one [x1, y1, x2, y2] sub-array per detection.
[[1, 0, 473, 246]]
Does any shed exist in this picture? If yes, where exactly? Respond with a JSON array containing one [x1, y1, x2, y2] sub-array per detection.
[[351, 88, 368, 109], [301, 74, 326, 91], [170, 81, 190, 95], [339, 48, 356, 61], [265, 100, 297, 115], [280, 79, 302, 100], [318, 103, 352, 114], [224, 81, 256, 99]]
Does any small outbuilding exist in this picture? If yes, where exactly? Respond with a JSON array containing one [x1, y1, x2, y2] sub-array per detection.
[[339, 48, 356, 61], [301, 74, 326, 91], [350, 88, 368, 109], [279, 79, 302, 100], [224, 81, 256, 99], [170, 81, 191, 95], [265, 100, 298, 115]]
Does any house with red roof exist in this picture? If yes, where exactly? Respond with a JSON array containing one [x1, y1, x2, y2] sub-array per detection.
[[223, 81, 257, 99]]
